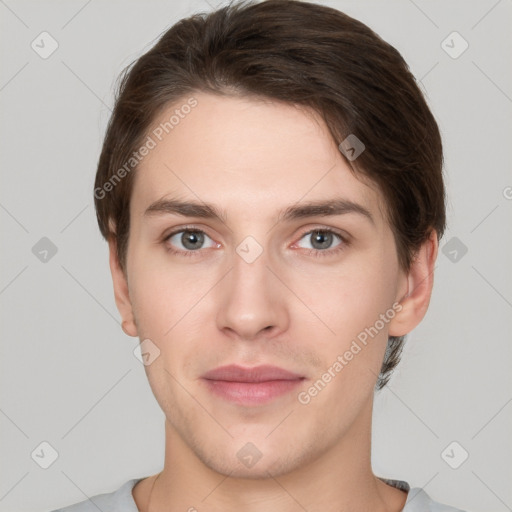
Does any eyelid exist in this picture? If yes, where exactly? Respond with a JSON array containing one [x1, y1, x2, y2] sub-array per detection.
[[289, 225, 350, 258], [162, 225, 221, 255], [162, 224, 215, 241], [292, 225, 350, 244]]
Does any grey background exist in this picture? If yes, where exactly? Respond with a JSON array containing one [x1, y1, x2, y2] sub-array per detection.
[[0, 1, 511, 511]]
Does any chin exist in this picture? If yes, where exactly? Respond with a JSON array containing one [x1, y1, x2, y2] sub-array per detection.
[[205, 453, 294, 480], [196, 435, 313, 481]]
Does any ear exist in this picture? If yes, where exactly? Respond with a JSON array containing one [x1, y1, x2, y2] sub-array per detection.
[[108, 237, 138, 337], [388, 231, 439, 337]]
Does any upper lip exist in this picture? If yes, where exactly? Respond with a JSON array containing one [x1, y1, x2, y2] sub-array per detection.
[[202, 365, 304, 383]]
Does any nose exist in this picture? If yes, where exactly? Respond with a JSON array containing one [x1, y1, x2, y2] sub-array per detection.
[[215, 244, 289, 342]]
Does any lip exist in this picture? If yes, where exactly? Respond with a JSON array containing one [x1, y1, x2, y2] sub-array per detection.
[[202, 364, 304, 382], [201, 365, 305, 405]]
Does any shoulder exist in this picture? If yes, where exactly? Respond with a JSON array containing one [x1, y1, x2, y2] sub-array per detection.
[[379, 477, 466, 512], [404, 487, 467, 512], [48, 478, 142, 512]]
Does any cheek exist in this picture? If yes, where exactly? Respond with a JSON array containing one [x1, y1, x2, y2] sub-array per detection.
[[127, 260, 207, 406], [294, 267, 397, 413], [290, 252, 400, 401], [127, 247, 201, 333], [293, 257, 398, 341]]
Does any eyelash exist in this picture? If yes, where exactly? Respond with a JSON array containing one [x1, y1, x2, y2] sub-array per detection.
[[162, 226, 349, 258]]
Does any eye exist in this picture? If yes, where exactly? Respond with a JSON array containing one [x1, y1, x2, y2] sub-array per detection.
[[295, 229, 343, 252], [163, 227, 346, 257], [165, 229, 218, 253]]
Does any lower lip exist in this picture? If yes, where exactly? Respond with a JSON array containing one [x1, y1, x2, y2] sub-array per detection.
[[202, 378, 304, 405]]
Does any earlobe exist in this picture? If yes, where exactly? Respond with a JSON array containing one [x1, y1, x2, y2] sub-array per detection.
[[388, 231, 439, 337], [108, 238, 138, 337]]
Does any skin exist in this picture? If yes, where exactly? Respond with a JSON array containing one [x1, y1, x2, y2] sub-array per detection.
[[109, 92, 438, 512]]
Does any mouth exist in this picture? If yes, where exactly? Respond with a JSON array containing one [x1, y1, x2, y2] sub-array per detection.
[[201, 364, 306, 405]]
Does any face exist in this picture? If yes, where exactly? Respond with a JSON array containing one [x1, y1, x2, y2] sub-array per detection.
[[114, 92, 415, 478]]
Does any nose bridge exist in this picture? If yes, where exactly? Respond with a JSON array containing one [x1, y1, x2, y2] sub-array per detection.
[[232, 243, 271, 296], [216, 236, 288, 339]]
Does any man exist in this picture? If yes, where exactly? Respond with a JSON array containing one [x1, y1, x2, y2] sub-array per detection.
[[53, 1, 465, 510]]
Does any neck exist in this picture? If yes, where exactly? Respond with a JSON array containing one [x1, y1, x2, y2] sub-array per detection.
[[139, 398, 407, 512]]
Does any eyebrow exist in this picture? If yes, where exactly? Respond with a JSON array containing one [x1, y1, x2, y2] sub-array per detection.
[[144, 197, 374, 225]]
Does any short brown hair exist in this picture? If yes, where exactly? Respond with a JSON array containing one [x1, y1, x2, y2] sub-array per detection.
[[94, 0, 445, 389]]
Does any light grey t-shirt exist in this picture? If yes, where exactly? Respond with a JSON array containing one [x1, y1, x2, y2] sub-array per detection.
[[49, 477, 466, 512]]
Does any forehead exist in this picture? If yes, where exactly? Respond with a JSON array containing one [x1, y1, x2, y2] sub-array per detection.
[[131, 92, 384, 223]]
